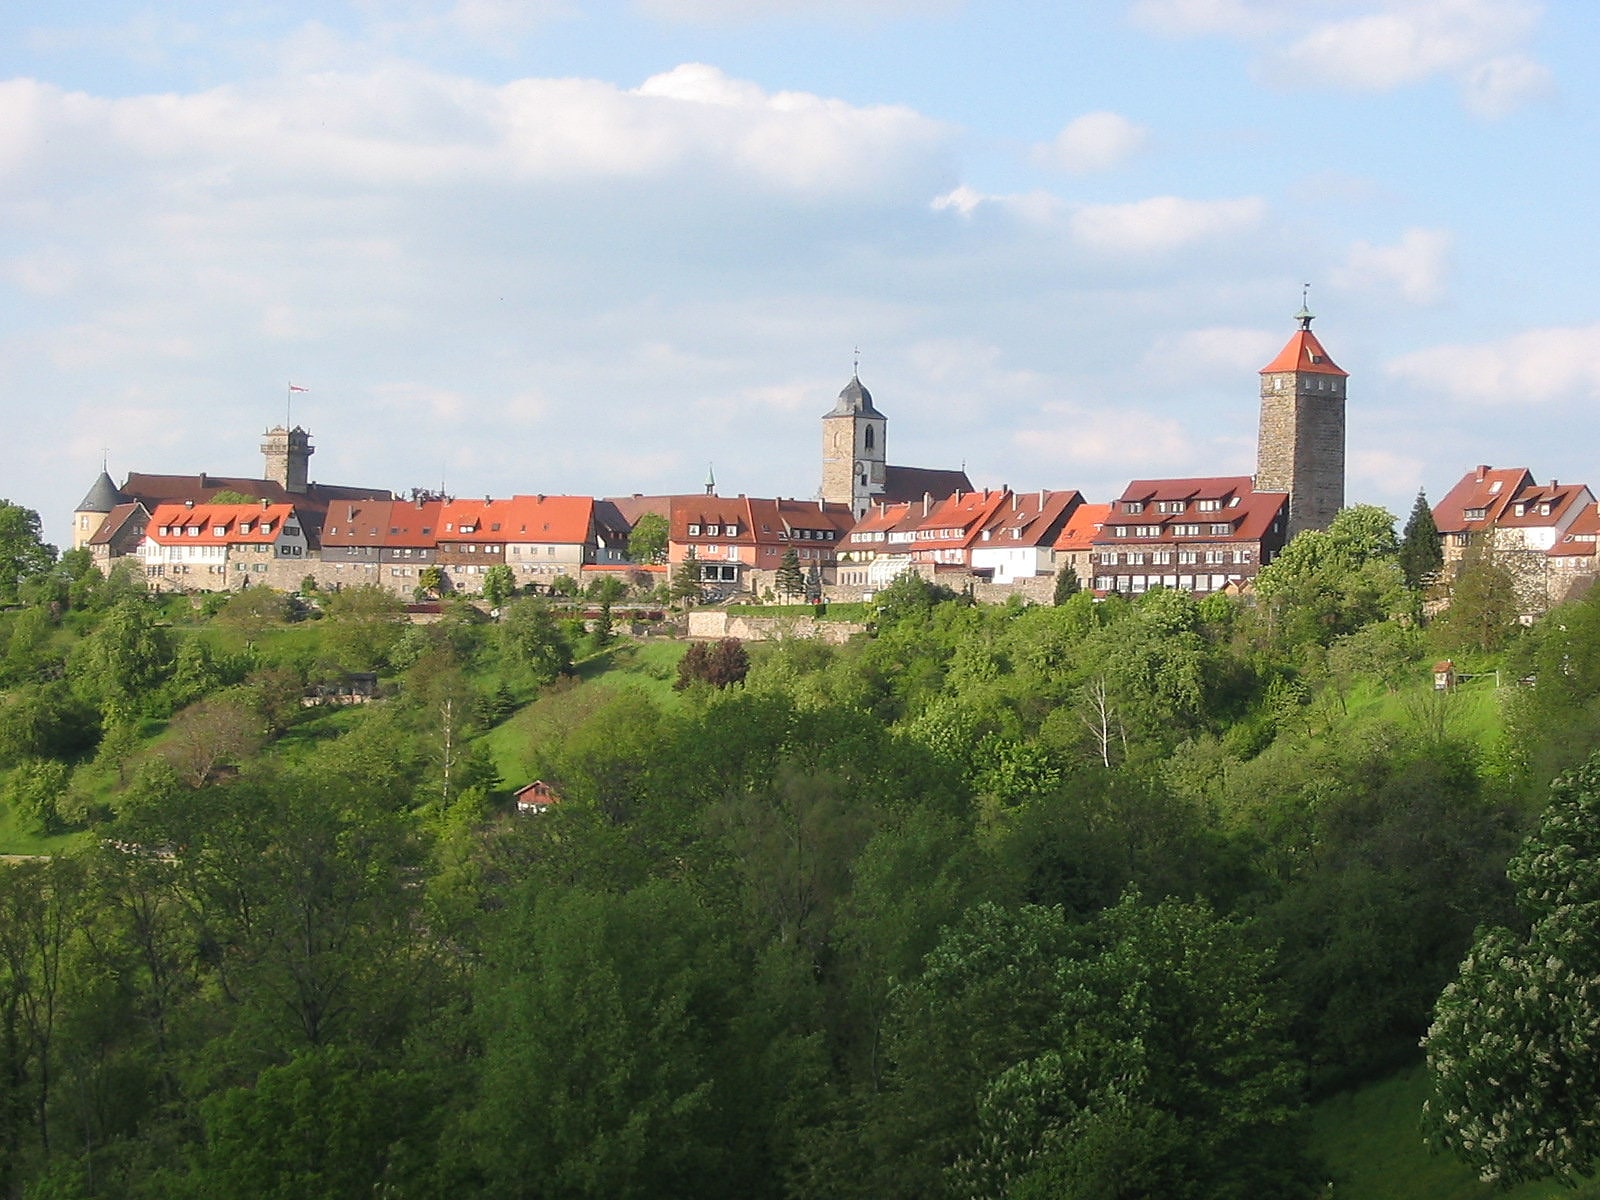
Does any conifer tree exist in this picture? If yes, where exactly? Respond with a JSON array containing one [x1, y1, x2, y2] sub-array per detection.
[[1399, 489, 1444, 590], [1054, 563, 1081, 605], [775, 548, 805, 599]]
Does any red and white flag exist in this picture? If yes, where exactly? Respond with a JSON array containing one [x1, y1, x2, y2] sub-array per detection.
[[289, 383, 309, 392]]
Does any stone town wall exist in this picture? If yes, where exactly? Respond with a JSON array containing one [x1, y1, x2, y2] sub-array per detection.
[[686, 611, 866, 644]]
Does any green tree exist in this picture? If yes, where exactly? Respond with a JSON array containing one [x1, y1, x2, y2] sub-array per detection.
[[417, 564, 445, 597], [0, 501, 56, 607], [1398, 488, 1444, 591], [471, 880, 802, 1199], [69, 598, 174, 724], [775, 548, 805, 600], [499, 596, 571, 688], [627, 512, 669, 564], [322, 585, 406, 670], [877, 894, 1311, 1199], [481, 563, 516, 609], [1426, 751, 1600, 1186], [1053, 563, 1081, 605], [1436, 546, 1519, 653]]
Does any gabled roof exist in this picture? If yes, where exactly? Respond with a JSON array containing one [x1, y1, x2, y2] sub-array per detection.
[[670, 496, 757, 542], [849, 501, 915, 536], [899, 488, 1013, 551], [1432, 466, 1537, 534], [976, 489, 1083, 550], [1053, 502, 1110, 551], [882, 465, 974, 505], [1095, 479, 1285, 547], [1492, 481, 1592, 530], [753, 498, 856, 545], [119, 473, 391, 550], [88, 502, 149, 547], [321, 499, 444, 549], [499, 495, 595, 546], [145, 502, 301, 546], [1116, 476, 1255, 506], [1551, 503, 1600, 559]]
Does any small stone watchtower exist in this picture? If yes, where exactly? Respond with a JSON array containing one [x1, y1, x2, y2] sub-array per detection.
[[820, 373, 887, 517], [1256, 306, 1347, 539], [261, 425, 314, 494]]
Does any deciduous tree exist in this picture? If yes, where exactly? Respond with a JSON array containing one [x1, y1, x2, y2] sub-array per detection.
[[1426, 751, 1600, 1186]]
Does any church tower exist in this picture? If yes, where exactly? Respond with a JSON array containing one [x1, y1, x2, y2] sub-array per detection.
[[72, 468, 125, 550], [1256, 305, 1346, 539], [261, 425, 314, 494], [820, 373, 887, 517]]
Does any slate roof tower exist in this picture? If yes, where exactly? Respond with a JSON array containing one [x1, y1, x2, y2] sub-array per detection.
[[1256, 304, 1347, 540], [821, 372, 887, 518]]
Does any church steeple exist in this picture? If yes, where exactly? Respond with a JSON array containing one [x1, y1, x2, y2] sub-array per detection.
[[820, 366, 887, 517], [1257, 301, 1347, 539]]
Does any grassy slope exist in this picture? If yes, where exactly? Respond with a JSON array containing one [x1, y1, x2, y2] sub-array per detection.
[[481, 638, 689, 790], [1311, 1066, 1600, 1200]]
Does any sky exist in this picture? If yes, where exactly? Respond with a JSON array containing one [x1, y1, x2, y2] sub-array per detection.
[[4, 0, 1598, 547]]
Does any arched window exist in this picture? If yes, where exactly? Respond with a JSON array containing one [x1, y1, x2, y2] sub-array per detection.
[[864, 425, 875, 450]]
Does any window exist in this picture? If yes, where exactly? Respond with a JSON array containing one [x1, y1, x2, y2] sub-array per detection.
[[1123, 501, 1144, 514], [726, 524, 738, 537], [1197, 499, 1222, 512], [707, 525, 720, 536], [1210, 523, 1232, 536], [1464, 507, 1486, 520], [1173, 523, 1200, 537], [1113, 525, 1128, 538], [688, 524, 700, 536], [864, 426, 875, 450], [1178, 550, 1197, 564]]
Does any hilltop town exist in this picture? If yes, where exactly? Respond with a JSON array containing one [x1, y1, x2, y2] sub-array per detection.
[[67, 307, 1595, 621]]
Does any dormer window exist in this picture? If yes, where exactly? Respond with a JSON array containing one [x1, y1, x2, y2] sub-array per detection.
[[1464, 507, 1487, 521], [1124, 501, 1144, 514], [1514, 503, 1526, 517], [688, 524, 701, 536], [1540, 503, 1551, 516], [707, 525, 720, 536], [240, 522, 253, 534], [726, 524, 738, 537]]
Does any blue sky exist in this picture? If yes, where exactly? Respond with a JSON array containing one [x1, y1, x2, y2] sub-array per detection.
[[4, 0, 1596, 545]]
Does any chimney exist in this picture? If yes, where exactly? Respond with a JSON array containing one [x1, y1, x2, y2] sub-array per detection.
[[198, 471, 207, 488], [1552, 479, 1559, 488], [261, 498, 270, 510], [923, 493, 931, 517], [1475, 465, 1488, 481]]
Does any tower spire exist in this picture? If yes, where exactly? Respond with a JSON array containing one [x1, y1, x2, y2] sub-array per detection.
[[1296, 283, 1314, 330]]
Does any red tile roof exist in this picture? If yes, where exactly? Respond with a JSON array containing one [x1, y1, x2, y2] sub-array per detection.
[[1054, 502, 1110, 551], [1260, 328, 1347, 377], [1432, 466, 1536, 534], [320, 499, 444, 549], [146, 502, 301, 546], [978, 489, 1083, 549]]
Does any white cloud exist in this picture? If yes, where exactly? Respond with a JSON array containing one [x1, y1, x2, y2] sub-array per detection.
[[1034, 111, 1149, 174], [1130, 0, 1552, 114], [1015, 406, 1208, 474], [0, 64, 953, 201], [1070, 195, 1266, 255], [1142, 326, 1282, 379], [1387, 323, 1600, 406], [1333, 228, 1452, 304], [1462, 52, 1555, 116]]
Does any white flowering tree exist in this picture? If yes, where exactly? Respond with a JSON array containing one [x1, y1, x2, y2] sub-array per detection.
[[1424, 753, 1600, 1186]]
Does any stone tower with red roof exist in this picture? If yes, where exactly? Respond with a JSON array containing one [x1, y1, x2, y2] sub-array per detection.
[[1256, 304, 1346, 539]]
